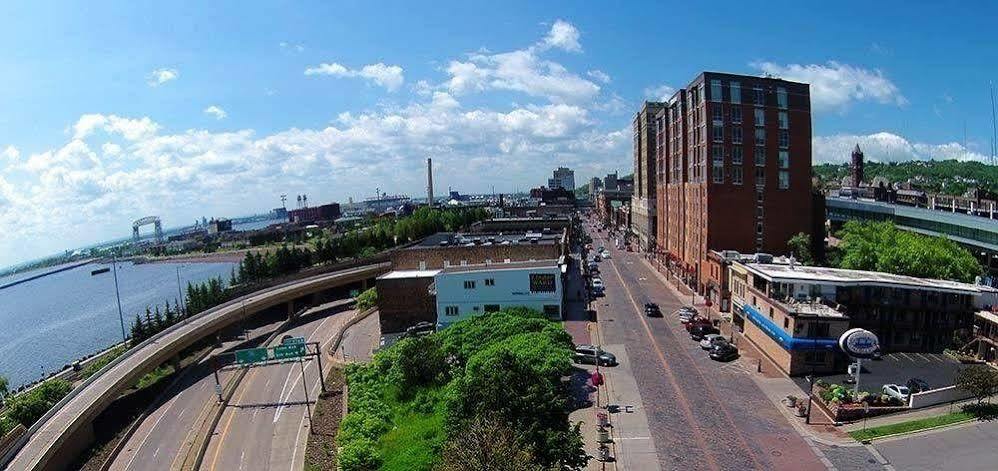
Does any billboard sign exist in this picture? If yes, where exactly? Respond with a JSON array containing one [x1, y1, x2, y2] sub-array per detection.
[[838, 328, 879, 359]]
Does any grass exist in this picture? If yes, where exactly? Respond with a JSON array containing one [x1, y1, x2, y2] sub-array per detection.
[[79, 345, 128, 380], [377, 409, 446, 471], [849, 410, 976, 441], [135, 364, 175, 390]]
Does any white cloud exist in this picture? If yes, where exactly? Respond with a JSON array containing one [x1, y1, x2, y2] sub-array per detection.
[[147, 68, 179, 87], [813, 131, 989, 164], [541, 19, 582, 52], [751, 61, 906, 111], [304, 62, 405, 92], [102, 142, 122, 157], [279, 41, 305, 52], [587, 69, 611, 84], [204, 105, 228, 120], [72, 114, 160, 141], [2, 146, 19, 163], [644, 84, 675, 101]]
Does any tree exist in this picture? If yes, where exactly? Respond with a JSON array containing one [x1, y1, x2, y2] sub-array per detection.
[[5, 379, 72, 427], [164, 300, 176, 327], [836, 221, 983, 282], [0, 374, 8, 403], [130, 313, 146, 343], [787, 232, 814, 265], [153, 306, 165, 332], [438, 416, 544, 471], [954, 366, 998, 404]]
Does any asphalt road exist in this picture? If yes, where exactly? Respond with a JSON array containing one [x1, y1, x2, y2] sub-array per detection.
[[3, 263, 387, 471], [202, 306, 367, 471], [874, 420, 998, 470], [588, 223, 826, 471]]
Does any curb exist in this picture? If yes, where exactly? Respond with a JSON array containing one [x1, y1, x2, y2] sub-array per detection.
[[852, 416, 979, 443]]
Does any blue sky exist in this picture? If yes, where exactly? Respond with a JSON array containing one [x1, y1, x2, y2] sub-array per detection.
[[1, 0, 996, 267]]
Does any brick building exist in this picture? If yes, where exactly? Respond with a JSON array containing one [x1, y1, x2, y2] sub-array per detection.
[[632, 101, 667, 252], [288, 203, 341, 224], [654, 72, 815, 294]]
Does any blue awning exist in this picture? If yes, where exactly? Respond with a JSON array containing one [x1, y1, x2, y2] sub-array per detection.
[[742, 303, 839, 351]]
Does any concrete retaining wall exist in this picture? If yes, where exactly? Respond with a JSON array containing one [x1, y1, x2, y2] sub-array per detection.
[[909, 385, 975, 409]]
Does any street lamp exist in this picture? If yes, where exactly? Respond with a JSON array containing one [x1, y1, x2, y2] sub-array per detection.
[[111, 253, 127, 343]]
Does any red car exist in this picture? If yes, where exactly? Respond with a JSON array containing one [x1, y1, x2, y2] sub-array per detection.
[[684, 317, 712, 332]]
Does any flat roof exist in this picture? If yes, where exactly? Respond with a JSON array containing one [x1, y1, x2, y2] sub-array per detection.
[[742, 262, 994, 296], [781, 299, 847, 318], [377, 269, 441, 280], [412, 231, 561, 248], [439, 259, 559, 274], [976, 310, 998, 325]]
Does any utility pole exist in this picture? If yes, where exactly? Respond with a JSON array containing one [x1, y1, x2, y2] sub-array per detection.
[[299, 357, 313, 431], [111, 253, 127, 342], [176, 265, 186, 315]]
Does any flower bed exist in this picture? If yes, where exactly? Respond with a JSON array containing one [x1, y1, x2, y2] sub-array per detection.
[[813, 381, 907, 422]]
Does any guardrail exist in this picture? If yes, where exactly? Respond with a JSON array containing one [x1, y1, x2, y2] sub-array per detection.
[[0, 257, 389, 470]]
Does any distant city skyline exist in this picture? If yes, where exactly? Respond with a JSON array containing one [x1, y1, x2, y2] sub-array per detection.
[[1, 0, 996, 266]]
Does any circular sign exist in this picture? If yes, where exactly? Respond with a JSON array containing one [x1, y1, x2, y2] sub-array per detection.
[[838, 328, 879, 358]]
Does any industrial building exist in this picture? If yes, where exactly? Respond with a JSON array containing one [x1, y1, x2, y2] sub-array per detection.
[[433, 259, 564, 329], [288, 203, 341, 224]]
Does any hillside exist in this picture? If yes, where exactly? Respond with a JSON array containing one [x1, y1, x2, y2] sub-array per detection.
[[814, 160, 998, 196]]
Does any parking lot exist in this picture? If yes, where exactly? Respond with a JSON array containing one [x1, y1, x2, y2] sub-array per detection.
[[794, 351, 964, 395]]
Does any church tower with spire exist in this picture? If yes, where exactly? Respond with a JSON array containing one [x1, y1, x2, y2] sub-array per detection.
[[850, 144, 864, 188]]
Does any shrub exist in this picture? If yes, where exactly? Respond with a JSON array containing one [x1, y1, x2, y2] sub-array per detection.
[[355, 287, 378, 311], [338, 437, 382, 471], [5, 379, 72, 427]]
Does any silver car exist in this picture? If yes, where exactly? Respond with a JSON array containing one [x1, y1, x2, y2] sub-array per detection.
[[699, 334, 728, 350]]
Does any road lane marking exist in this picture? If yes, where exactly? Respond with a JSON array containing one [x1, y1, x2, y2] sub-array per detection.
[[603, 242, 723, 471], [274, 315, 332, 423], [121, 395, 180, 471]]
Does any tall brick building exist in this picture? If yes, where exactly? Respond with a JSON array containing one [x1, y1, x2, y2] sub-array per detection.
[[654, 72, 814, 295], [631, 101, 667, 252]]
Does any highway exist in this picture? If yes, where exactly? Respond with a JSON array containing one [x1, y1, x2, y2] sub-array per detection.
[[1, 262, 388, 471], [202, 306, 368, 471]]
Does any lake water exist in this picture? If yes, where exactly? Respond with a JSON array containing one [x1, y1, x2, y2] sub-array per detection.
[[0, 260, 235, 389]]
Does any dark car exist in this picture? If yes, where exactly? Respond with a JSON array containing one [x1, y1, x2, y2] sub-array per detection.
[[644, 303, 662, 317], [689, 324, 719, 341], [574, 344, 617, 366], [403, 321, 435, 338], [709, 343, 739, 362], [906, 378, 931, 394]]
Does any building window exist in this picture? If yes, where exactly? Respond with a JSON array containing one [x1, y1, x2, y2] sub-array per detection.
[[543, 305, 560, 318], [754, 128, 766, 145], [484, 278, 495, 286], [754, 87, 765, 106], [778, 111, 788, 129], [443, 260, 450, 268], [484, 304, 500, 313], [783, 317, 789, 329], [460, 260, 468, 266], [756, 206, 764, 218], [804, 351, 826, 365], [529, 273, 556, 292], [732, 166, 743, 185], [731, 107, 742, 123], [712, 145, 724, 163], [778, 130, 789, 149], [712, 106, 723, 122], [778, 150, 789, 169], [712, 123, 724, 142], [730, 81, 741, 104], [754, 108, 765, 127], [445, 306, 459, 316], [777, 87, 788, 109], [418, 261, 426, 270], [731, 126, 742, 144], [463, 280, 476, 289], [755, 167, 766, 186], [756, 222, 764, 235], [754, 146, 765, 166], [808, 322, 830, 337], [732, 146, 743, 164], [756, 189, 764, 203], [713, 164, 724, 183], [711, 79, 722, 102], [779, 171, 789, 189]]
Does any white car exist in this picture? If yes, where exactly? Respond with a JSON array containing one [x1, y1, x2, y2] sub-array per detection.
[[591, 278, 604, 290], [600, 250, 611, 259], [882, 384, 911, 402], [699, 334, 727, 350]]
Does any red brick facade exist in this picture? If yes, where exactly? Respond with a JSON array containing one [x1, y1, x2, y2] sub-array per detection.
[[654, 72, 814, 294]]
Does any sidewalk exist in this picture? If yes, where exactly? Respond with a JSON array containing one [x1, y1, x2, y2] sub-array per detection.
[[840, 398, 980, 432]]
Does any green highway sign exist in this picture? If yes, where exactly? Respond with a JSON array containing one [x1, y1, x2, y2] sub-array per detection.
[[283, 336, 306, 345], [273, 343, 306, 360], [235, 347, 269, 365]]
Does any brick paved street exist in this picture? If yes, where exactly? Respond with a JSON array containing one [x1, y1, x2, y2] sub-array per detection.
[[588, 227, 827, 471]]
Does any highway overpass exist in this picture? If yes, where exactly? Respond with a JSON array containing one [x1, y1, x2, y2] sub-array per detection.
[[1, 262, 389, 471]]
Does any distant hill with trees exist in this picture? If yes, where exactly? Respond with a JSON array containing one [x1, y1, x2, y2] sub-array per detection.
[[814, 159, 998, 196]]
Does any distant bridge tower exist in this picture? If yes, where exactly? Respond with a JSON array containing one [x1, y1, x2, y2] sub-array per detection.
[[132, 216, 163, 243]]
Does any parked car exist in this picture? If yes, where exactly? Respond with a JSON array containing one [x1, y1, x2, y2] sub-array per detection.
[[882, 384, 911, 402], [709, 343, 739, 361], [593, 254, 602, 262], [574, 345, 617, 366], [684, 318, 712, 332], [591, 278, 604, 290], [906, 378, 931, 394], [403, 321, 435, 338], [699, 334, 728, 350], [600, 251, 611, 259], [690, 324, 719, 341], [644, 303, 662, 317]]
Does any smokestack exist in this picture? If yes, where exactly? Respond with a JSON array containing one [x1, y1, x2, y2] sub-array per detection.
[[426, 157, 434, 207]]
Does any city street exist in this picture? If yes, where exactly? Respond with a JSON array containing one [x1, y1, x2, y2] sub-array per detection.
[[873, 419, 998, 471], [588, 224, 827, 471]]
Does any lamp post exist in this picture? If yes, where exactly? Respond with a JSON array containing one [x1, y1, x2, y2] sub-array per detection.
[[806, 338, 817, 424], [111, 254, 127, 342]]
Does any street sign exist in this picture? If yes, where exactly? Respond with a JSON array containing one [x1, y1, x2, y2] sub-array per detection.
[[215, 384, 223, 395], [235, 347, 269, 365], [273, 343, 306, 360], [283, 336, 306, 345]]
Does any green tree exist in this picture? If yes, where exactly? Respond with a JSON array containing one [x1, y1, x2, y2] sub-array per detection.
[[437, 416, 544, 471], [0, 374, 8, 403], [130, 313, 146, 343], [153, 306, 165, 332], [787, 232, 814, 265], [355, 287, 378, 311], [955, 366, 998, 404], [836, 221, 983, 282], [5, 379, 72, 427]]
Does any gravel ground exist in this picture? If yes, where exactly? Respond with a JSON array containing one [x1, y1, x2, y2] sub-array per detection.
[[304, 366, 346, 471]]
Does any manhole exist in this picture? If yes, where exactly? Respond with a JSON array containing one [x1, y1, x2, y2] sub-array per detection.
[[771, 450, 782, 457]]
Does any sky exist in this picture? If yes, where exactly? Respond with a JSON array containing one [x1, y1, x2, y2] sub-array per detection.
[[1, 0, 996, 267]]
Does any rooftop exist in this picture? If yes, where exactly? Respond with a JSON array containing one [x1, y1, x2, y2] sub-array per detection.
[[377, 269, 441, 280], [742, 262, 995, 295], [780, 298, 847, 318], [412, 231, 562, 249], [439, 259, 560, 274]]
